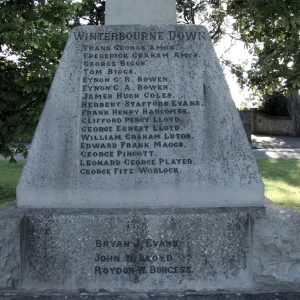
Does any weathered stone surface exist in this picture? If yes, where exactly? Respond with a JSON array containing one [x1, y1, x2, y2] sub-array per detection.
[[252, 200, 300, 290], [0, 205, 21, 290], [17, 25, 264, 208], [21, 208, 252, 292], [105, 0, 176, 25], [2, 203, 300, 293]]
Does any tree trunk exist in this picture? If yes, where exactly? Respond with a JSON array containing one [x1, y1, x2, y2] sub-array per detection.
[[287, 90, 300, 136]]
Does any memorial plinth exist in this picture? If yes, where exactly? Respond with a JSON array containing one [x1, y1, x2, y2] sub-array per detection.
[[17, 25, 264, 208], [21, 208, 252, 292]]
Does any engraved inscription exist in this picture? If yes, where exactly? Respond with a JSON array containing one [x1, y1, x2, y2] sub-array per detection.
[[93, 239, 193, 276], [78, 28, 206, 177]]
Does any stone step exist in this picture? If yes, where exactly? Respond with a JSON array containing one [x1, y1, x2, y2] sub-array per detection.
[[0, 292, 299, 300]]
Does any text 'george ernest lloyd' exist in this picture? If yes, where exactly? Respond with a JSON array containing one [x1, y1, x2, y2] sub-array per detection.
[[16, 2, 264, 209]]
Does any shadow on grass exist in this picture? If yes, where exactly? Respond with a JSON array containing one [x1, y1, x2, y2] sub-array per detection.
[[257, 158, 300, 188]]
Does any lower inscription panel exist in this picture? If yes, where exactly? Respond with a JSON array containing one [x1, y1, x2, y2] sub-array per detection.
[[21, 209, 251, 292]]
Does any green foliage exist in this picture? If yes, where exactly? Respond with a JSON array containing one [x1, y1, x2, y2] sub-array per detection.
[[227, 0, 300, 94], [73, 0, 105, 26], [0, 0, 76, 161], [176, 0, 226, 43], [0, 1, 110, 161], [176, 0, 300, 95], [261, 92, 290, 116], [237, 106, 250, 111]]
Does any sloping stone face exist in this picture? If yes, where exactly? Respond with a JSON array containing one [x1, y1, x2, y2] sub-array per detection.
[[17, 25, 263, 209]]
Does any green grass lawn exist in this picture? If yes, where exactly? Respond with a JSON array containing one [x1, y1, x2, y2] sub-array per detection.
[[256, 159, 300, 209], [0, 159, 299, 209]]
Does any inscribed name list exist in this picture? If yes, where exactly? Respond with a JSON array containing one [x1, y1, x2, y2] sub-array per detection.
[[77, 27, 207, 179]]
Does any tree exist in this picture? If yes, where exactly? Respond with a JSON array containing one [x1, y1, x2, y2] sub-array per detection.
[[0, 0, 76, 161], [176, 0, 226, 43], [177, 0, 300, 135], [261, 91, 289, 117], [226, 0, 300, 135], [287, 91, 300, 136], [73, 0, 105, 26], [227, 0, 300, 91]]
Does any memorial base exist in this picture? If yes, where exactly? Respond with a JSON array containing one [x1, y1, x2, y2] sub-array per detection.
[[20, 207, 253, 292], [1, 202, 300, 294]]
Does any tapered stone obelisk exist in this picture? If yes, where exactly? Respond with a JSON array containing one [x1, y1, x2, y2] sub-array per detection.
[[17, 0, 264, 208], [19, 0, 266, 294]]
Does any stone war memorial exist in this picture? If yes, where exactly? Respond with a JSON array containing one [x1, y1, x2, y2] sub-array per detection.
[[1, 0, 300, 299]]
